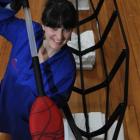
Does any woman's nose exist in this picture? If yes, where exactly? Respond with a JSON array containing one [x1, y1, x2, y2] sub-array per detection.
[[56, 29, 64, 41]]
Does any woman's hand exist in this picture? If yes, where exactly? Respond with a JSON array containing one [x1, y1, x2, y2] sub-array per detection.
[[10, 0, 22, 12]]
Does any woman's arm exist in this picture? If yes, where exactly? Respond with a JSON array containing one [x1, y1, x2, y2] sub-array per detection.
[[0, 5, 43, 48], [0, 5, 21, 43]]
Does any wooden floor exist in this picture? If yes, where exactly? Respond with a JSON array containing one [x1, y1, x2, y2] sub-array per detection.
[[0, 0, 140, 139]]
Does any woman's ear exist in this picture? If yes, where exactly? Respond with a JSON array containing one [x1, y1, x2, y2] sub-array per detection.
[[42, 25, 46, 40]]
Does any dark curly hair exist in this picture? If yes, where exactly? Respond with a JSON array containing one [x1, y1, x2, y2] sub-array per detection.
[[41, 0, 77, 29]]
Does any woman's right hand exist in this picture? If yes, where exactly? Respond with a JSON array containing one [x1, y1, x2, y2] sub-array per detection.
[[9, 0, 22, 12], [0, 0, 22, 12]]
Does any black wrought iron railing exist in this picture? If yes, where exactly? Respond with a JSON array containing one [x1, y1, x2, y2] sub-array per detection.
[[62, 0, 129, 140]]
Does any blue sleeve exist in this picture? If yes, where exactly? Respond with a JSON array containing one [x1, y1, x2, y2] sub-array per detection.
[[0, 7, 25, 44], [0, 7, 43, 47], [0, 0, 12, 4], [0, 7, 17, 41]]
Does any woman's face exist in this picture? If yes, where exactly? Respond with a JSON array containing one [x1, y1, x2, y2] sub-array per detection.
[[43, 26, 72, 51]]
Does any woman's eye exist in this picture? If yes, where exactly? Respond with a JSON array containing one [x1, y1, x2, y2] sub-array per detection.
[[52, 28, 58, 31]]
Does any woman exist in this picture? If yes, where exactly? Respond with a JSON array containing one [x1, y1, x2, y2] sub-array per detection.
[[0, 0, 77, 139]]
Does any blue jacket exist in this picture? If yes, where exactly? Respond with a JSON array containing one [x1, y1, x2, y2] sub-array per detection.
[[0, 6, 76, 140]]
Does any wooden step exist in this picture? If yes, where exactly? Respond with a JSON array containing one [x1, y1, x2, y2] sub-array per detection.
[[124, 106, 140, 140], [0, 133, 11, 140]]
